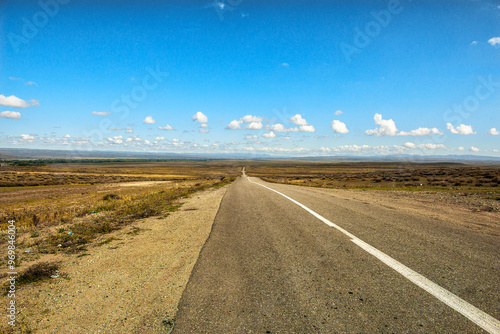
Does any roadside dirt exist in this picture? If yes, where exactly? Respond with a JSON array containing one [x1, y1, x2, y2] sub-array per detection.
[[2, 185, 228, 333]]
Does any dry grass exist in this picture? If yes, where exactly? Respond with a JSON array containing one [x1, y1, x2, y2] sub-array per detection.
[[246, 161, 500, 190], [0, 161, 240, 272]]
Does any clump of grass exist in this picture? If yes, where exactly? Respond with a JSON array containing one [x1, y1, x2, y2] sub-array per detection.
[[15, 261, 60, 288], [97, 237, 119, 246], [102, 193, 122, 201]]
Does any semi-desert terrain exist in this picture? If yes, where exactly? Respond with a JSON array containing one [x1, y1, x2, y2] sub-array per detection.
[[1, 159, 499, 333]]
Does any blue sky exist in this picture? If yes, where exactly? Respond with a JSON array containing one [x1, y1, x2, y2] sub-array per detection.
[[1, 0, 499, 157]]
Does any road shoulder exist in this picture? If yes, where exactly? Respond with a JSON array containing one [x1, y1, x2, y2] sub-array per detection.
[[6, 185, 228, 333]]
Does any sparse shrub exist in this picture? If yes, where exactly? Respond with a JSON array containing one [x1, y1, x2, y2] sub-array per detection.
[[102, 193, 122, 201], [16, 261, 59, 286]]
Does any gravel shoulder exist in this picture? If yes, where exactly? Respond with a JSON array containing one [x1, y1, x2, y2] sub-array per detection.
[[2, 185, 228, 333]]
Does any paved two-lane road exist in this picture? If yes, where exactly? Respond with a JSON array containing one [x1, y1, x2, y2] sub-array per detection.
[[173, 172, 500, 333]]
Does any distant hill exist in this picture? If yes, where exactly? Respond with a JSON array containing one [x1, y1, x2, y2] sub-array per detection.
[[0, 147, 499, 163]]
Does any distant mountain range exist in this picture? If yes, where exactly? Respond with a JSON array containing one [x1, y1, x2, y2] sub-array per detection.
[[0, 148, 499, 163]]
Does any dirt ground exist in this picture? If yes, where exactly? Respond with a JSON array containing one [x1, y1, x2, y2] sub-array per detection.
[[1, 185, 228, 333]]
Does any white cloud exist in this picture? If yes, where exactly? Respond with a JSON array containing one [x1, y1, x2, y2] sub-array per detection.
[[458, 146, 465, 151], [92, 111, 111, 116], [398, 127, 443, 136], [299, 125, 316, 132], [158, 124, 174, 130], [245, 122, 263, 130], [155, 136, 165, 141], [199, 123, 209, 133], [420, 143, 446, 150], [126, 127, 133, 133], [488, 37, 500, 46], [0, 111, 21, 119], [20, 134, 34, 140], [107, 135, 123, 144], [446, 123, 476, 135], [64, 134, 71, 138], [227, 115, 263, 130], [0, 94, 38, 108], [290, 114, 308, 126], [25, 81, 37, 86], [268, 123, 287, 132], [244, 135, 258, 140], [334, 110, 344, 115], [267, 115, 315, 133], [226, 120, 242, 130], [470, 146, 480, 152], [331, 120, 349, 134], [144, 116, 156, 124], [241, 115, 263, 123], [470, 41, 479, 45], [486, 128, 500, 135], [281, 62, 289, 67], [262, 131, 277, 138], [193, 111, 208, 123], [404, 142, 416, 149], [365, 113, 398, 136]]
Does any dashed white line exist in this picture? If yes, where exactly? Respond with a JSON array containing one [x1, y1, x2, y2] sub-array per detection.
[[247, 176, 500, 334]]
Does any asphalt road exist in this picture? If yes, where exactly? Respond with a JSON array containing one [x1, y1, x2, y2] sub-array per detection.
[[173, 172, 500, 333]]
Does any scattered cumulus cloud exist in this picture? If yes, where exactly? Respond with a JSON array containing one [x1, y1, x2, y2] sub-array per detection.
[[20, 134, 35, 140], [470, 41, 479, 45], [446, 123, 476, 135], [64, 134, 71, 138], [331, 120, 349, 134], [199, 123, 210, 133], [126, 127, 133, 133], [267, 114, 315, 133], [470, 146, 480, 152], [334, 110, 344, 115], [486, 128, 500, 135], [365, 114, 442, 137], [158, 124, 174, 130], [365, 113, 398, 136], [193, 111, 208, 123], [404, 143, 447, 150], [262, 131, 277, 138], [290, 114, 308, 126], [144, 116, 156, 124], [107, 135, 123, 144], [226, 120, 241, 130], [488, 37, 500, 46], [398, 127, 443, 136], [0, 94, 38, 108], [458, 146, 465, 151], [245, 122, 263, 130], [226, 115, 263, 130], [0, 111, 21, 119], [244, 135, 258, 140], [92, 111, 111, 116]]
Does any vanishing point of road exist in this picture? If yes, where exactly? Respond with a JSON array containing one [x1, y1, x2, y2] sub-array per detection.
[[173, 169, 500, 333]]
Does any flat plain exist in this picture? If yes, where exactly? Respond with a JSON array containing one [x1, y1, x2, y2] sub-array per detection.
[[1, 159, 499, 333]]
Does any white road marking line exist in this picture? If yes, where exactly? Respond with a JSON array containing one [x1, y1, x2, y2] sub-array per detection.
[[247, 176, 500, 334]]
